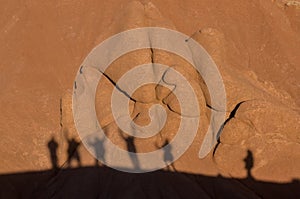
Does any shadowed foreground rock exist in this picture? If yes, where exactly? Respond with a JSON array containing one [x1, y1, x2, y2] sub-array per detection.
[[0, 166, 299, 199]]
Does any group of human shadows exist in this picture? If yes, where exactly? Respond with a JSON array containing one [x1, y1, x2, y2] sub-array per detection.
[[47, 129, 178, 172], [48, 129, 255, 178]]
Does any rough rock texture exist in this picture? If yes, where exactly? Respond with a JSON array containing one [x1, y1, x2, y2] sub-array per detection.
[[0, 0, 299, 197]]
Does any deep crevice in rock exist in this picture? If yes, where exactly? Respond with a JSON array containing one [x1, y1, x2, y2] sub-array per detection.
[[213, 100, 248, 157], [97, 69, 138, 103]]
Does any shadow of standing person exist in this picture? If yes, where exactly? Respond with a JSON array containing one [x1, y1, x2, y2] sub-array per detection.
[[156, 139, 176, 172], [47, 136, 59, 171], [88, 136, 105, 167], [244, 150, 254, 179], [67, 138, 81, 168], [119, 130, 140, 170]]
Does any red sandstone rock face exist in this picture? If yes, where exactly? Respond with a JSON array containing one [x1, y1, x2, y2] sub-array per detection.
[[0, 0, 299, 185]]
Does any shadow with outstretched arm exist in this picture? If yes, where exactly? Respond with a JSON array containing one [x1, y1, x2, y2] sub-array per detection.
[[61, 129, 82, 168], [66, 138, 81, 168]]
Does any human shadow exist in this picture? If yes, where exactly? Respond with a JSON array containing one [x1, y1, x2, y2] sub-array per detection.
[[156, 139, 176, 172], [119, 129, 140, 170], [47, 136, 58, 170], [244, 150, 254, 179], [88, 136, 105, 167], [66, 138, 81, 168]]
